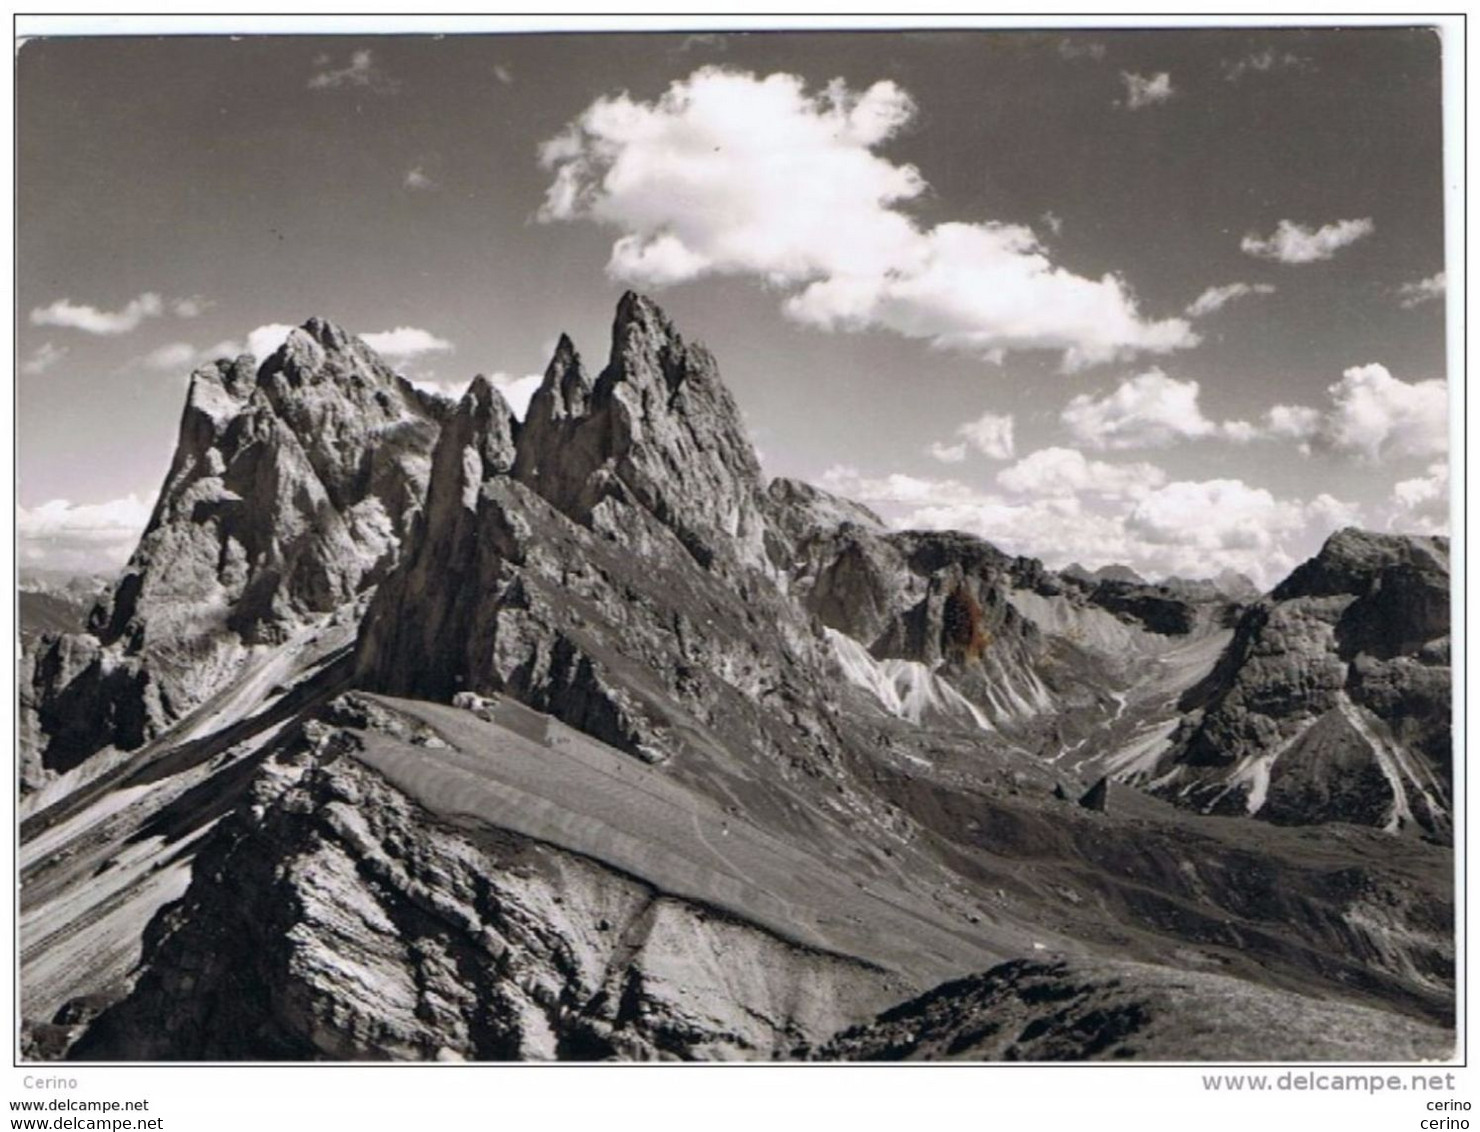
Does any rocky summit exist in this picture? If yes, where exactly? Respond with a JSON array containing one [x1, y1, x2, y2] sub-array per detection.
[[18, 295, 1452, 1063]]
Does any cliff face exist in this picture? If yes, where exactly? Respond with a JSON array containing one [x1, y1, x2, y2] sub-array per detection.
[[354, 296, 849, 806], [26, 322, 445, 780], [1150, 530, 1451, 833]]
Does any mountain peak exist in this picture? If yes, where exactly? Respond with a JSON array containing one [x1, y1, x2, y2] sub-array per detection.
[[513, 293, 767, 573], [297, 316, 355, 351]]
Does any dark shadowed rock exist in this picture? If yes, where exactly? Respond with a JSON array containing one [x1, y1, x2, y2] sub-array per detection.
[[814, 958, 1451, 1062]]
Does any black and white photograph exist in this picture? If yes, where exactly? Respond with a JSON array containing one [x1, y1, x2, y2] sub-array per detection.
[[9, 12, 1463, 1123]]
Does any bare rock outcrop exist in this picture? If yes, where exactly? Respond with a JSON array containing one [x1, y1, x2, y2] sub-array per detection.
[[26, 322, 445, 780], [815, 957, 1452, 1061], [1150, 530, 1451, 833], [355, 296, 849, 787], [70, 742, 889, 1061]]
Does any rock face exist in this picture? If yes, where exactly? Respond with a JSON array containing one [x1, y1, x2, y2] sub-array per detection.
[[356, 294, 844, 791], [71, 733, 889, 1061], [1150, 530, 1451, 833], [513, 293, 771, 577], [816, 958, 1452, 1062], [25, 322, 445, 780]]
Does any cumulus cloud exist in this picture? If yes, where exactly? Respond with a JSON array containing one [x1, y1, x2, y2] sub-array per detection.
[[308, 49, 398, 93], [491, 372, 544, 419], [247, 324, 295, 360], [1126, 480, 1357, 553], [18, 493, 154, 571], [1241, 218, 1374, 263], [31, 292, 163, 335], [141, 342, 201, 371], [361, 327, 454, 362], [1061, 369, 1237, 450], [1398, 272, 1446, 308], [958, 411, 1016, 460], [1265, 363, 1447, 462], [539, 67, 1196, 370], [410, 371, 542, 419], [404, 166, 437, 191], [817, 456, 1355, 587], [1121, 71, 1174, 109], [996, 446, 1165, 499], [21, 342, 68, 375], [1185, 281, 1275, 318], [926, 440, 967, 464], [1387, 461, 1449, 535]]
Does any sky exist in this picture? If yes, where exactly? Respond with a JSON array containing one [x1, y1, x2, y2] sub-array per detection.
[[16, 25, 1451, 585]]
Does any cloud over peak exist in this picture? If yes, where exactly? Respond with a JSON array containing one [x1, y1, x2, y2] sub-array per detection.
[[1241, 217, 1374, 263], [360, 326, 453, 362], [539, 67, 1196, 370]]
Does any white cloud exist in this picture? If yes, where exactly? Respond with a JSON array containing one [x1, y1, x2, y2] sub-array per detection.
[[540, 67, 1196, 370], [490, 372, 543, 419], [361, 327, 454, 362], [956, 411, 1016, 460], [1185, 281, 1275, 318], [1241, 218, 1374, 264], [1398, 271, 1446, 308], [404, 166, 437, 191], [248, 323, 296, 360], [818, 466, 987, 510], [18, 493, 154, 570], [1313, 363, 1447, 461], [31, 292, 163, 335], [1121, 71, 1174, 109], [820, 457, 1355, 587], [1061, 369, 1228, 450], [493, 64, 514, 85], [411, 378, 469, 402], [1387, 461, 1449, 535], [1041, 211, 1063, 236], [1264, 363, 1447, 463], [1126, 479, 1356, 553], [927, 441, 967, 464], [141, 342, 200, 371], [997, 446, 1165, 499], [410, 371, 542, 420], [21, 342, 68, 375], [308, 49, 398, 93], [172, 296, 210, 319]]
